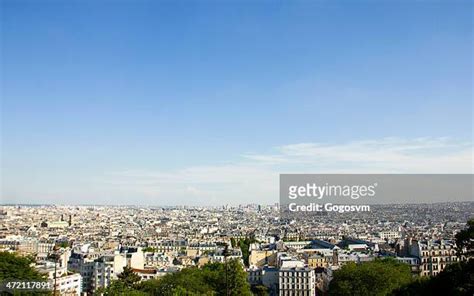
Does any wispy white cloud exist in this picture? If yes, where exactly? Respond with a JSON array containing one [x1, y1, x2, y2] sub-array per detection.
[[245, 137, 472, 172], [103, 137, 472, 205]]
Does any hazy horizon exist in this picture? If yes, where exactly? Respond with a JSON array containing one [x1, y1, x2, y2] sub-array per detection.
[[2, 198, 473, 207]]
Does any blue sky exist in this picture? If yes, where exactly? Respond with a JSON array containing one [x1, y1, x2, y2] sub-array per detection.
[[1, 0, 472, 205]]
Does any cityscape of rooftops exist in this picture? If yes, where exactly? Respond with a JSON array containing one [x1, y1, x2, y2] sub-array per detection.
[[1, 0, 472, 295]]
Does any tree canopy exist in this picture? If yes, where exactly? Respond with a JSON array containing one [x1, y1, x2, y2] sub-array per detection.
[[0, 251, 46, 281], [456, 218, 474, 257], [237, 238, 257, 267], [100, 259, 252, 296], [117, 266, 142, 288], [328, 258, 413, 296], [0, 252, 51, 296], [394, 259, 473, 296]]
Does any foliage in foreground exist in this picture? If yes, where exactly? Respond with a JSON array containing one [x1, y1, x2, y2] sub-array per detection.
[[330, 218, 474, 296], [0, 252, 46, 281], [329, 257, 474, 296], [328, 258, 413, 296], [394, 259, 474, 296], [0, 252, 50, 295], [101, 259, 252, 296], [456, 218, 474, 257]]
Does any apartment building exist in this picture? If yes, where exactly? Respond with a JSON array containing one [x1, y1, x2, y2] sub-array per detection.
[[378, 231, 400, 241], [248, 266, 279, 296], [67, 252, 98, 292], [409, 240, 459, 276], [50, 273, 82, 296], [279, 267, 316, 296], [307, 254, 328, 268], [146, 239, 187, 253], [92, 247, 145, 291]]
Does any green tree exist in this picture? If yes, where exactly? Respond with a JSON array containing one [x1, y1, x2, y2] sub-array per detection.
[[329, 258, 412, 296], [137, 260, 251, 296], [455, 219, 474, 257], [137, 268, 214, 295], [238, 238, 257, 267], [0, 252, 51, 296], [56, 241, 69, 248], [168, 286, 213, 296], [142, 247, 157, 253], [100, 260, 252, 296], [220, 260, 252, 296], [0, 252, 46, 280], [117, 266, 141, 288], [251, 284, 269, 296], [98, 280, 148, 296], [394, 260, 474, 296]]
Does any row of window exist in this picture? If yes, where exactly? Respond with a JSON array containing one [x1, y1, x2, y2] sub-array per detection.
[[279, 289, 314, 296], [421, 251, 455, 256], [280, 278, 315, 283]]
